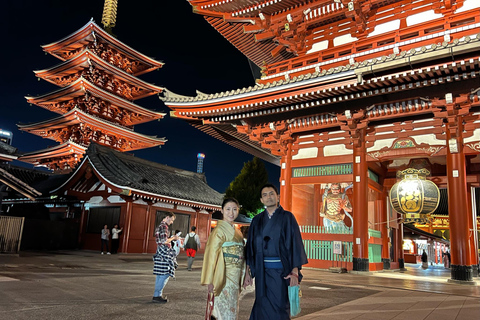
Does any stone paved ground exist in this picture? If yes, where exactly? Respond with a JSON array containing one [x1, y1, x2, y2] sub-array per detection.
[[0, 250, 379, 319], [1, 251, 477, 319]]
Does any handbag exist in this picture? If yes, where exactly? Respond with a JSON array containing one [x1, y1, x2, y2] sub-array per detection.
[[205, 291, 214, 320]]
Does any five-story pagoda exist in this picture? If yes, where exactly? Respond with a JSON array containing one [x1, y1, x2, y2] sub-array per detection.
[[18, 15, 166, 172]]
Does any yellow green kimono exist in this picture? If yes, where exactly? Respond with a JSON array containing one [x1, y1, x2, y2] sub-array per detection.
[[201, 220, 245, 320]]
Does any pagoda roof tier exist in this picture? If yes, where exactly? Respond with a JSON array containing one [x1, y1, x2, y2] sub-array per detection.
[[41, 20, 164, 76], [188, 0, 478, 75], [26, 77, 165, 126], [162, 32, 480, 119], [34, 49, 164, 100], [17, 108, 167, 151], [52, 143, 223, 210], [18, 141, 87, 172]]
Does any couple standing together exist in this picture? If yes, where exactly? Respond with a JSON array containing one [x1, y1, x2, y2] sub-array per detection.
[[201, 183, 308, 320]]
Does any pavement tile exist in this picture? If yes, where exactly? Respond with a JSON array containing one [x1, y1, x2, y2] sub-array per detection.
[[424, 306, 461, 320], [354, 311, 404, 319]]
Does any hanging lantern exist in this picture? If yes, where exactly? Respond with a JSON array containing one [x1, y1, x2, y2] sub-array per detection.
[[389, 168, 440, 223]]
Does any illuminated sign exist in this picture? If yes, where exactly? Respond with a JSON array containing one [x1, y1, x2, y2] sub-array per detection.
[[0, 129, 12, 137], [0, 129, 13, 145]]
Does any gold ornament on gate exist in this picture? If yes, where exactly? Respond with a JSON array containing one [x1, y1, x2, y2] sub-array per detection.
[[389, 168, 440, 223]]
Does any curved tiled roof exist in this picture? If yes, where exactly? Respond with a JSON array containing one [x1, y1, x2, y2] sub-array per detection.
[[0, 141, 21, 157], [17, 107, 167, 151], [42, 20, 164, 75], [161, 31, 480, 105], [86, 143, 223, 207], [0, 164, 69, 197]]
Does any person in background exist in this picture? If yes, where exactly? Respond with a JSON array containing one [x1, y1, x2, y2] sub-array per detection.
[[201, 197, 245, 320], [243, 183, 308, 320], [152, 212, 179, 303], [421, 249, 428, 269], [100, 225, 111, 255], [111, 224, 123, 254], [183, 226, 201, 271], [443, 250, 451, 268], [172, 229, 182, 256]]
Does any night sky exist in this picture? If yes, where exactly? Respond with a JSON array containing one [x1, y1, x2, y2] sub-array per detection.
[[0, 0, 280, 193]]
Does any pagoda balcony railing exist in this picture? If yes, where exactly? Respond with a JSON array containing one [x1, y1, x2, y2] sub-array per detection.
[[262, 10, 480, 81]]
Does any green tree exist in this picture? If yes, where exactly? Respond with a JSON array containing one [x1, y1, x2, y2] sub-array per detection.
[[225, 157, 268, 218]]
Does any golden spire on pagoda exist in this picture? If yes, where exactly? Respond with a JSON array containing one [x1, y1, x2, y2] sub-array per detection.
[[101, 0, 118, 35]]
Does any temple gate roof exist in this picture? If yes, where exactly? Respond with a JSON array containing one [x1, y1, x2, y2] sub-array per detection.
[[53, 143, 223, 210]]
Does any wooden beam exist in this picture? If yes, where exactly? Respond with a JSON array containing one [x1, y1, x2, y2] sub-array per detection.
[[271, 44, 284, 58], [254, 31, 275, 42], [244, 24, 264, 34]]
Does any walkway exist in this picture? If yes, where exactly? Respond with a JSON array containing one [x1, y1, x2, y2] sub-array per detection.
[[298, 264, 479, 320], [0, 252, 478, 319]]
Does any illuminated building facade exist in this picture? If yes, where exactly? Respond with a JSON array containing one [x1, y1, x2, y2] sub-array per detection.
[[162, 0, 480, 282]]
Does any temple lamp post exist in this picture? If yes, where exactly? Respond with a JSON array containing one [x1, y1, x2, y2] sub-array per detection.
[[389, 168, 440, 224]]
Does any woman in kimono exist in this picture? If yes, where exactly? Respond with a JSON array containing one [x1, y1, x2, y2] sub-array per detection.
[[201, 198, 245, 320]]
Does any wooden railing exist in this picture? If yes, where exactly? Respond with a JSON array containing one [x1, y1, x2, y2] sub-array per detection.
[[300, 226, 383, 263], [303, 239, 353, 262], [300, 225, 353, 234], [0, 216, 25, 253]]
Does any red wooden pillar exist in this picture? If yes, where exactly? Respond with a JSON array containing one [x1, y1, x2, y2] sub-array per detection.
[[432, 94, 475, 281], [78, 203, 87, 248], [352, 129, 369, 271], [380, 189, 390, 269], [142, 202, 152, 253], [121, 199, 133, 253], [280, 143, 293, 211], [313, 184, 321, 226], [446, 128, 473, 281], [467, 185, 479, 276], [192, 209, 199, 230]]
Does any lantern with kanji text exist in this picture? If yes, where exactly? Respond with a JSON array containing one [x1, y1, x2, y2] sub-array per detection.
[[389, 168, 440, 223]]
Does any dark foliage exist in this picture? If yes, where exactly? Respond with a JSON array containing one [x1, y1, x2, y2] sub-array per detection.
[[225, 157, 268, 217]]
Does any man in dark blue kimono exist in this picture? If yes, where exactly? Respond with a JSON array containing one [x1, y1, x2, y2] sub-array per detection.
[[244, 183, 308, 319]]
